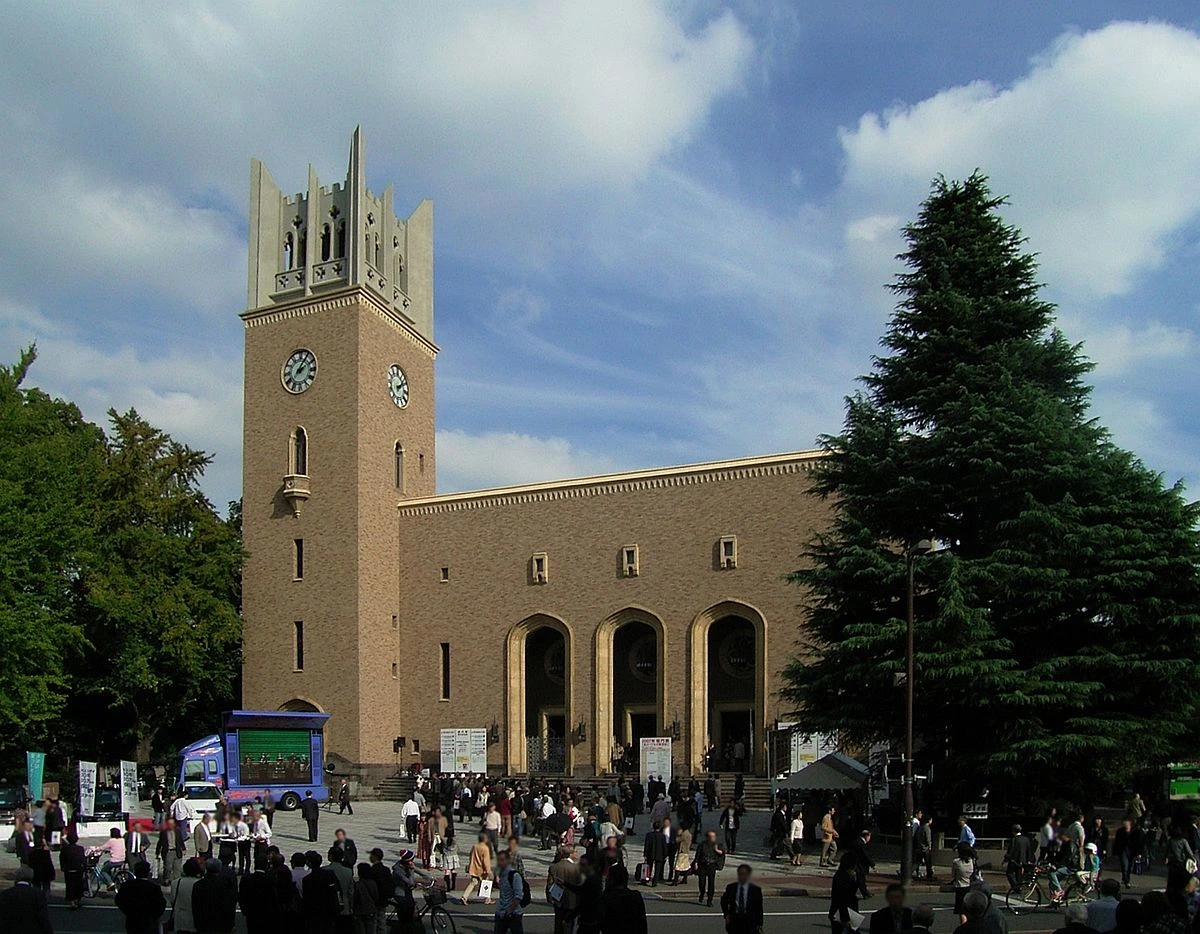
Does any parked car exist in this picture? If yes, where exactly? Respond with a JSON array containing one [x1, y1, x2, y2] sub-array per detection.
[[0, 785, 25, 822], [180, 782, 223, 814], [80, 786, 126, 822]]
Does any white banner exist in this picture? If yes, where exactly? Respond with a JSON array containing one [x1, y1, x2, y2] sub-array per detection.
[[440, 728, 487, 774], [119, 760, 139, 813], [639, 737, 672, 786], [78, 761, 97, 817]]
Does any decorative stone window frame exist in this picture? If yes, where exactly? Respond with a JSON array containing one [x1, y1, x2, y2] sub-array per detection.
[[531, 552, 549, 585], [719, 535, 738, 570], [622, 544, 640, 578]]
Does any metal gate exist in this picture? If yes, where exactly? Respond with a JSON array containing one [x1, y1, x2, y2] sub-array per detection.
[[526, 736, 566, 773]]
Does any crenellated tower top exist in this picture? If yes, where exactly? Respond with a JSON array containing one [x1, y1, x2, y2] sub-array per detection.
[[246, 127, 433, 341]]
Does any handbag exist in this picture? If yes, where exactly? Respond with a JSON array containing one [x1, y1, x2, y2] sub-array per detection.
[[1187, 858, 1198, 875]]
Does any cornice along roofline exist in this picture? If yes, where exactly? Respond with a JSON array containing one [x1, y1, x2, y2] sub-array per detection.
[[397, 449, 826, 516], [241, 286, 439, 358]]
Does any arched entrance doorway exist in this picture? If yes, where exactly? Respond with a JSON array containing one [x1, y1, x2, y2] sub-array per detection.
[[707, 616, 757, 771], [594, 608, 666, 774], [505, 615, 573, 774], [688, 602, 767, 774]]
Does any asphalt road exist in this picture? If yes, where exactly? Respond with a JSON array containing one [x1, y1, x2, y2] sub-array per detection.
[[42, 890, 1071, 933]]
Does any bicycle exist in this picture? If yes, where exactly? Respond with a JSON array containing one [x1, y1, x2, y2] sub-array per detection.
[[84, 853, 132, 898], [385, 884, 457, 933], [1005, 864, 1096, 914]]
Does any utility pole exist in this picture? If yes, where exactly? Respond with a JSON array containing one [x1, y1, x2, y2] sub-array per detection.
[[900, 539, 932, 885]]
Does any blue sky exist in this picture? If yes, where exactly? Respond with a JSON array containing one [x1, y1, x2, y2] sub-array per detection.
[[1, 2, 1198, 506]]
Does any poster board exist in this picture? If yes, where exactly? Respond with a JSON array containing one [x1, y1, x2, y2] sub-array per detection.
[[78, 761, 97, 817], [439, 728, 487, 774], [639, 737, 672, 785], [119, 760, 140, 813]]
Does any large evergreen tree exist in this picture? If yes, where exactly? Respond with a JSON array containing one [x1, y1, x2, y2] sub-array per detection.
[[782, 175, 1200, 804], [0, 348, 243, 766]]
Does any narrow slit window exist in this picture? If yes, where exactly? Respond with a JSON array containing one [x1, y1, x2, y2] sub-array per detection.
[[291, 427, 308, 476], [293, 620, 304, 671], [440, 567, 450, 582], [293, 538, 304, 580], [440, 643, 451, 700], [395, 442, 405, 492], [320, 224, 331, 262], [391, 662, 398, 680]]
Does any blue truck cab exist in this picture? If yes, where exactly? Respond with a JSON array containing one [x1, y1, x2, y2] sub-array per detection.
[[177, 709, 331, 811]]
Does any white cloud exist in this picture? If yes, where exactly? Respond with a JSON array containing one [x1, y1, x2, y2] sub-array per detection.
[[1075, 320, 1195, 377], [0, 299, 243, 509], [837, 21, 1200, 301], [436, 428, 615, 493]]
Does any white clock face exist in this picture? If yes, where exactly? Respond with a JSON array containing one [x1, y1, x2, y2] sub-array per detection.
[[388, 364, 409, 408], [282, 349, 317, 394]]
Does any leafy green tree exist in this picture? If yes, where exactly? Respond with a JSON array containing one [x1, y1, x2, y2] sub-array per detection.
[[69, 409, 244, 761], [0, 347, 103, 753], [783, 175, 1200, 803]]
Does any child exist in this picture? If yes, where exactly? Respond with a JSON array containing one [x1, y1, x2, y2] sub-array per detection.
[[440, 827, 459, 891]]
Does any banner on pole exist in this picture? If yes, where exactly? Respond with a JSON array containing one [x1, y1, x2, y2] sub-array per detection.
[[639, 737, 672, 786], [25, 751, 45, 802], [78, 761, 97, 817], [119, 760, 139, 814]]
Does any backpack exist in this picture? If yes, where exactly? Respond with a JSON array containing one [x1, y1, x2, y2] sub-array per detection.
[[509, 869, 532, 908]]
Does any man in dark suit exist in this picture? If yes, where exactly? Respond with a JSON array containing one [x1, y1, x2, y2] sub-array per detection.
[[301, 791, 321, 842], [238, 861, 280, 934], [125, 825, 150, 871], [599, 864, 647, 934], [301, 850, 342, 934], [721, 864, 764, 934], [644, 818, 676, 886], [192, 858, 238, 934], [13, 819, 35, 864], [115, 860, 167, 934], [0, 866, 52, 933], [870, 883, 915, 934]]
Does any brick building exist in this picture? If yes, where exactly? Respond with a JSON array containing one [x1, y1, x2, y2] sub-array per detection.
[[240, 131, 831, 781]]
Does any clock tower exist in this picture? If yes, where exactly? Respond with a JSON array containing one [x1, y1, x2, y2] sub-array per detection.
[[240, 128, 436, 768]]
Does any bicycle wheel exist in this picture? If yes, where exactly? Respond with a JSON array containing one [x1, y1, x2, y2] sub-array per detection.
[[1005, 881, 1042, 913], [113, 867, 133, 889], [429, 905, 457, 934]]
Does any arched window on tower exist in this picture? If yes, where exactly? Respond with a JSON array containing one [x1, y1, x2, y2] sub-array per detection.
[[336, 221, 346, 258], [297, 231, 307, 267], [394, 442, 405, 492], [291, 427, 308, 476], [320, 224, 331, 262], [283, 233, 294, 270], [374, 233, 381, 269]]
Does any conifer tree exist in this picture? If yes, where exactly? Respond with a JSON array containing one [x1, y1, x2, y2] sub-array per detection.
[[783, 175, 1200, 802]]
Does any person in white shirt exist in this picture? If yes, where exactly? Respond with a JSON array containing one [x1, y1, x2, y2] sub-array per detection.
[[401, 796, 422, 843], [539, 797, 558, 851], [232, 812, 252, 875], [250, 808, 272, 871], [789, 814, 806, 866], [170, 794, 197, 839]]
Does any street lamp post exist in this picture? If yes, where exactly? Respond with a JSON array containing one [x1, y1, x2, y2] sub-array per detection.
[[900, 539, 933, 885]]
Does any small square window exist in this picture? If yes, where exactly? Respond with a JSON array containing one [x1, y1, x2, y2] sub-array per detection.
[[440, 566, 450, 582], [719, 535, 738, 570], [622, 544, 640, 578], [293, 538, 304, 580], [531, 553, 548, 584]]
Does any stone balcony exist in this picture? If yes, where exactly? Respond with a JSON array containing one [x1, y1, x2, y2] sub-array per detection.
[[282, 473, 310, 517]]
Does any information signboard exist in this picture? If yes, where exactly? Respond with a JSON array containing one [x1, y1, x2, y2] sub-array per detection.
[[440, 728, 488, 774], [639, 737, 672, 786]]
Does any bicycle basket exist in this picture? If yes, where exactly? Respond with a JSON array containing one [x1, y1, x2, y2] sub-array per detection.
[[425, 887, 447, 906]]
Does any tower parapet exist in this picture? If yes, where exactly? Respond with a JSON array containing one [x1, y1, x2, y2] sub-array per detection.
[[246, 126, 433, 342]]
